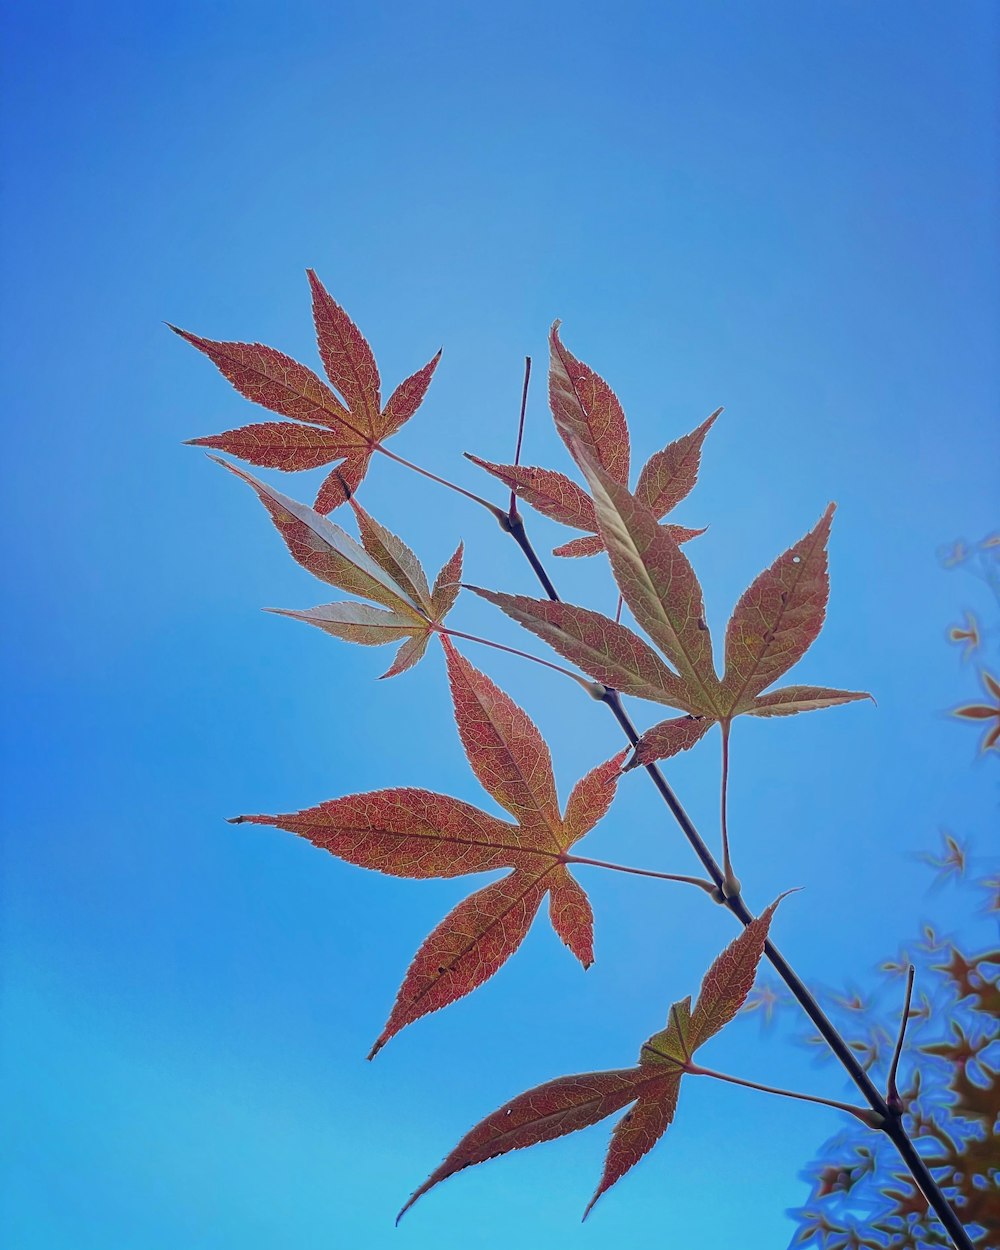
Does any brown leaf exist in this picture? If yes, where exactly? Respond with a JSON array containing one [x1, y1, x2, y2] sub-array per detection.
[[402, 905, 786, 1219], [307, 269, 380, 433], [634, 410, 720, 518], [748, 686, 873, 717], [549, 323, 631, 484], [465, 456, 598, 532], [469, 587, 693, 709], [571, 451, 721, 714], [721, 505, 836, 715], [186, 421, 354, 471], [235, 641, 625, 1051], [625, 715, 713, 770]]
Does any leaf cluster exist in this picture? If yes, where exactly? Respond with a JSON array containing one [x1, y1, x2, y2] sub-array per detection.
[[174, 275, 894, 1229]]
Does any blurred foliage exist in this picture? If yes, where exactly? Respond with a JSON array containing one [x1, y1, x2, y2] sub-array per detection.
[[775, 532, 999, 1248]]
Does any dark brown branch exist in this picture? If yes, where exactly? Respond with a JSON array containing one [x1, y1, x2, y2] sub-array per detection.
[[495, 510, 973, 1250], [886, 964, 916, 1111], [375, 434, 973, 1250]]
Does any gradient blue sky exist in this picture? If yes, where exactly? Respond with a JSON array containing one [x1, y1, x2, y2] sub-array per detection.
[[2, 3, 997, 1248]]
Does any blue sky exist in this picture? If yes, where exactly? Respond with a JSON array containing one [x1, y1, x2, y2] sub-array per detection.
[[2, 3, 997, 1248]]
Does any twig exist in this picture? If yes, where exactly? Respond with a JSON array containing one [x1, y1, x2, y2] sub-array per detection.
[[886, 965, 916, 1112], [509, 357, 531, 518], [374, 419, 974, 1250]]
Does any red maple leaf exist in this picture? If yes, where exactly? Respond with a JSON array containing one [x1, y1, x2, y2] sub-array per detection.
[[173, 271, 440, 512], [399, 898, 784, 1220], [231, 637, 627, 1055], [209, 457, 462, 678], [472, 453, 869, 769], [467, 324, 714, 557]]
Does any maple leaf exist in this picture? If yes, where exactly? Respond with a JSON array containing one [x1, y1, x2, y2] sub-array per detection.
[[557, 449, 869, 767], [950, 669, 1000, 754], [399, 897, 784, 1221], [466, 325, 715, 557], [466, 588, 696, 711], [231, 636, 627, 1055], [208, 456, 460, 678], [173, 271, 440, 512]]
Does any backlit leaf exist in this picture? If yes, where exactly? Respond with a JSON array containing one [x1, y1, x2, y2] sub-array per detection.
[[571, 451, 721, 713], [688, 896, 786, 1050], [173, 327, 356, 433], [549, 322, 630, 483], [216, 459, 467, 678], [748, 686, 873, 717], [186, 421, 353, 471], [265, 602, 415, 647], [721, 505, 836, 714], [402, 899, 785, 1219], [469, 587, 692, 709], [465, 456, 598, 533], [468, 342, 713, 558], [398, 1071, 643, 1222], [234, 639, 626, 1051], [431, 543, 464, 619], [307, 268, 380, 429], [634, 410, 720, 517], [624, 715, 713, 770], [176, 273, 440, 511], [211, 457, 421, 613], [552, 534, 606, 558], [377, 350, 442, 441], [351, 500, 433, 612]]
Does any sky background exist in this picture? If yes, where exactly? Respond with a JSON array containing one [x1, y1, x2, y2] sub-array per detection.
[[2, 3, 998, 1248]]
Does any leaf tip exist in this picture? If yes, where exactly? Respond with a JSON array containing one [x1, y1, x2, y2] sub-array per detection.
[[582, 1190, 602, 1221], [396, 1192, 420, 1225]]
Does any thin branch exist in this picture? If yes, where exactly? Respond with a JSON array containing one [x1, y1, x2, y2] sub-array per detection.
[[367, 404, 974, 1250], [886, 965, 916, 1112], [509, 357, 531, 518], [687, 1064, 883, 1129], [487, 504, 973, 1250], [562, 854, 716, 894], [504, 512, 561, 598], [719, 719, 739, 896]]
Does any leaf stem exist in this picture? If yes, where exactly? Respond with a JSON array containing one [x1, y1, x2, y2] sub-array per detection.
[[373, 443, 506, 520], [686, 1064, 883, 1128], [437, 626, 601, 694], [562, 854, 716, 894], [886, 964, 915, 1111]]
